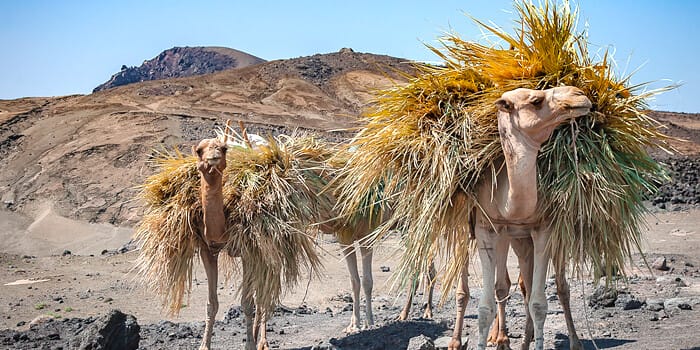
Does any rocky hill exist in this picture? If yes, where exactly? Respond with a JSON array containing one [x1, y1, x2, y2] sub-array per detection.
[[0, 47, 698, 228], [0, 48, 415, 226], [93, 46, 266, 92]]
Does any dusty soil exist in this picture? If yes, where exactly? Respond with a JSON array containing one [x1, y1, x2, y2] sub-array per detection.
[[1, 205, 699, 350]]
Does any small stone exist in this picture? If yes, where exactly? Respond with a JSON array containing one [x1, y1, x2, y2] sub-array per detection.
[[646, 299, 664, 312], [615, 294, 644, 310], [434, 336, 467, 350], [407, 334, 435, 350], [664, 297, 693, 311], [651, 257, 670, 271], [380, 266, 390, 272], [588, 286, 617, 308], [655, 276, 687, 287], [62, 250, 72, 256]]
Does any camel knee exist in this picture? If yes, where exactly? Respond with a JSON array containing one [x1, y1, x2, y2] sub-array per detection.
[[207, 299, 219, 316], [455, 288, 470, 309], [478, 304, 496, 322], [529, 301, 548, 323], [362, 274, 373, 294]]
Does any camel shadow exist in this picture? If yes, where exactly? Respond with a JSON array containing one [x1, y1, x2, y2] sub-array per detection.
[[287, 319, 448, 350], [554, 334, 636, 349]]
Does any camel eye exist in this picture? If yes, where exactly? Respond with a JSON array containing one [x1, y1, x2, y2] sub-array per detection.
[[495, 98, 512, 112], [531, 97, 544, 108]]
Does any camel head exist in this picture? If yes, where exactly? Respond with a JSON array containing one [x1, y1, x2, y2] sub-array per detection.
[[495, 86, 592, 148], [193, 138, 228, 174]]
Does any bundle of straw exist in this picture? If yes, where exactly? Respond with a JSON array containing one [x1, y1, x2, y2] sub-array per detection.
[[134, 132, 335, 315], [336, 0, 672, 295]]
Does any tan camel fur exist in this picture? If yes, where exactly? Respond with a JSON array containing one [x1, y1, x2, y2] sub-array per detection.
[[447, 86, 591, 350], [194, 137, 268, 350], [319, 218, 378, 333]]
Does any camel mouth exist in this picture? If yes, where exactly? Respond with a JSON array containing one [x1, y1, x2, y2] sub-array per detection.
[[206, 157, 221, 166], [557, 105, 591, 121]]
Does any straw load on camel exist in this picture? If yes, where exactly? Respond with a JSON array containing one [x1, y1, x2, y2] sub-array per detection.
[[335, 1, 672, 349], [133, 125, 337, 350]]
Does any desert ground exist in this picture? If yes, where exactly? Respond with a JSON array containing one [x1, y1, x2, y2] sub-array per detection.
[[1, 203, 699, 349]]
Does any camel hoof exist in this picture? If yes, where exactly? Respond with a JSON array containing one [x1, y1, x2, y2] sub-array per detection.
[[447, 338, 466, 350], [422, 308, 433, 319], [396, 312, 409, 321], [344, 325, 360, 334]]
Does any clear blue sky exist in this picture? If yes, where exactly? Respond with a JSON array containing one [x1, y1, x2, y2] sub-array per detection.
[[1, 0, 698, 112]]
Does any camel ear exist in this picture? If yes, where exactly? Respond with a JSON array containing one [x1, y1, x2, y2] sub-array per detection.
[[495, 98, 511, 112], [192, 145, 199, 159]]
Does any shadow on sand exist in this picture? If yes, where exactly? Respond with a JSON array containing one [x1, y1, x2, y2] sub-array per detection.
[[554, 334, 636, 349]]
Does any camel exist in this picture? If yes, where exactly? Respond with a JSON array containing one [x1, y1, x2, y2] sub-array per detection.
[[193, 136, 268, 350], [319, 217, 379, 333], [446, 86, 592, 350]]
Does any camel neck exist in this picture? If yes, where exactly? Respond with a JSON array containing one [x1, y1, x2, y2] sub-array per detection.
[[199, 171, 227, 244], [497, 116, 541, 221]]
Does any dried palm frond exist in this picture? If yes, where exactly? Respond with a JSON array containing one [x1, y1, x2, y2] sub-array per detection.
[[225, 135, 331, 314], [336, 0, 673, 296], [134, 133, 334, 316], [133, 148, 202, 314]]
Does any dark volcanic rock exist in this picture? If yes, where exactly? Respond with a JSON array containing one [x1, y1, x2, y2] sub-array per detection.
[[72, 309, 140, 350], [0, 310, 139, 350], [93, 46, 265, 92], [588, 286, 618, 308], [652, 157, 700, 208]]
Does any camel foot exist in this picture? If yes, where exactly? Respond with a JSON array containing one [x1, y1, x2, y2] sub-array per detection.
[[447, 337, 468, 350], [344, 324, 360, 334], [396, 311, 409, 321], [422, 304, 433, 319], [257, 340, 270, 350]]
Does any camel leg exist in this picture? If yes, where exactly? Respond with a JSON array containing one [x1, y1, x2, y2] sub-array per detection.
[[360, 245, 374, 328], [529, 230, 551, 350], [342, 244, 362, 333], [475, 227, 502, 350], [554, 262, 582, 350], [493, 238, 512, 350], [511, 238, 534, 350], [241, 264, 256, 350], [198, 246, 219, 350], [398, 274, 418, 321], [399, 261, 436, 321], [256, 307, 269, 350], [488, 268, 510, 345], [493, 266, 513, 350], [448, 264, 469, 350], [423, 261, 436, 319]]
